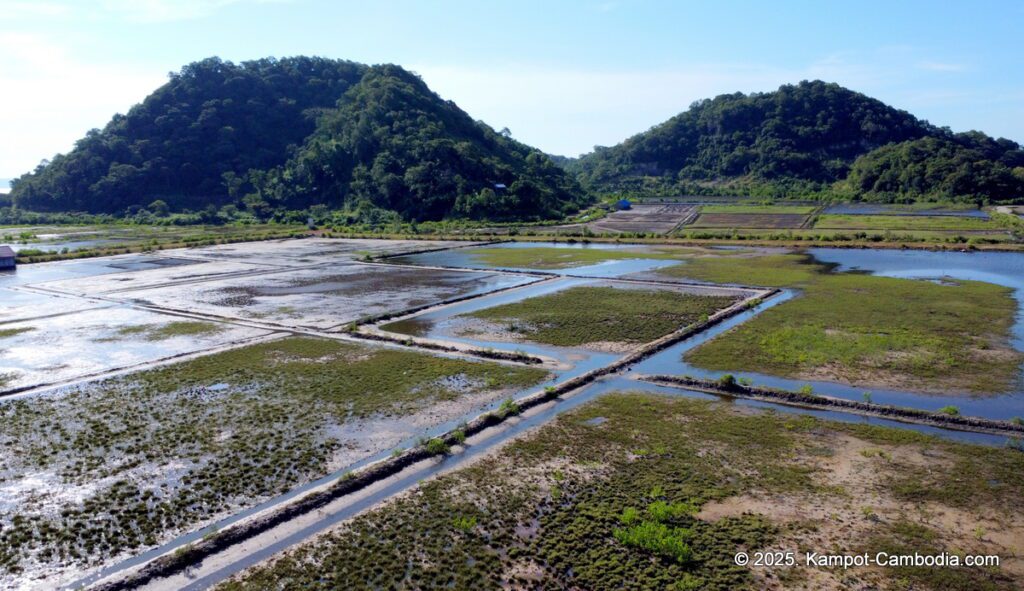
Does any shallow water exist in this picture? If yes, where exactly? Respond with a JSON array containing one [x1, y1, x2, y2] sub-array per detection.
[[64, 240, 1024, 590], [391, 241, 681, 277], [392, 241, 1024, 419]]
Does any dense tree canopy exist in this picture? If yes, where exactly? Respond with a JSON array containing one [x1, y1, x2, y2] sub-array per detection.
[[11, 57, 367, 212], [840, 134, 1024, 203], [569, 81, 933, 194], [243, 65, 584, 221], [10, 58, 582, 221], [10, 69, 1023, 217]]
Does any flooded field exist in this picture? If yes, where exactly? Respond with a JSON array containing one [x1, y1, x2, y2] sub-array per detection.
[[393, 241, 1024, 419], [1, 237, 1022, 590]]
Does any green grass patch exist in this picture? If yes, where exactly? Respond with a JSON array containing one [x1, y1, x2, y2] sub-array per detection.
[[686, 273, 1022, 393], [96, 321, 225, 342], [813, 214, 997, 231], [464, 246, 681, 269], [613, 520, 694, 563], [659, 253, 828, 287], [0, 326, 34, 339], [463, 285, 737, 347]]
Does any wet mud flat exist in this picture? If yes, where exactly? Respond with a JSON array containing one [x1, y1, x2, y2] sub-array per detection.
[[29, 261, 273, 297], [0, 288, 101, 324], [0, 307, 271, 394], [0, 336, 548, 589], [163, 238, 484, 267], [118, 264, 536, 331]]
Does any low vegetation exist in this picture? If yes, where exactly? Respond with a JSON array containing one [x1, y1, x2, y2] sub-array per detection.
[[0, 337, 548, 579], [659, 252, 828, 286], [462, 285, 737, 347], [684, 258, 1022, 393], [463, 245, 681, 269], [814, 214, 997, 231], [95, 321, 224, 342], [219, 392, 1024, 590]]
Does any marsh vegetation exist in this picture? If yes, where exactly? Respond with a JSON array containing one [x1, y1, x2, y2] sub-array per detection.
[[0, 337, 547, 580], [219, 392, 1024, 590], [461, 285, 738, 348]]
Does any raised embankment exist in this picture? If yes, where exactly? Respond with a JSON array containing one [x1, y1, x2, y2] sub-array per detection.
[[639, 374, 1024, 437], [88, 289, 774, 590]]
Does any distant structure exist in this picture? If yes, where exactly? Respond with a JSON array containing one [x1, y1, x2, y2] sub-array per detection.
[[616, 198, 632, 211], [0, 246, 16, 270], [493, 183, 508, 191]]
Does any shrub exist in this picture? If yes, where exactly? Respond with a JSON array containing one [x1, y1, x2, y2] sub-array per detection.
[[452, 515, 477, 532], [619, 507, 640, 525], [646, 500, 699, 522], [613, 521, 693, 563], [498, 398, 520, 417], [424, 438, 450, 456], [937, 405, 960, 416], [717, 374, 736, 389]]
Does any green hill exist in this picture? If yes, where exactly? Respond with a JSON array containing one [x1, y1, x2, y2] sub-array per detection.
[[244, 65, 584, 221], [11, 57, 368, 213], [569, 80, 1024, 203], [9, 58, 583, 221]]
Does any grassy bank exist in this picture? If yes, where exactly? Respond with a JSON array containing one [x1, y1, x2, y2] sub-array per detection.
[[674, 255, 1022, 393], [659, 253, 828, 287], [461, 285, 738, 347], [0, 337, 548, 580], [461, 245, 683, 269], [219, 392, 1024, 590]]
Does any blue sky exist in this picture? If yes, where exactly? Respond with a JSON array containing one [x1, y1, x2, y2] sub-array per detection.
[[2, 0, 1023, 181]]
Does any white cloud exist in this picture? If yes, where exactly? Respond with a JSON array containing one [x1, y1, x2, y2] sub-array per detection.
[[0, 33, 165, 178]]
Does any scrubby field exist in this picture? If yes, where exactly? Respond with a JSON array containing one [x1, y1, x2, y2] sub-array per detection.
[[219, 392, 1024, 591], [813, 214, 998, 231], [0, 337, 547, 583], [680, 256, 1022, 393], [464, 245, 682, 269], [658, 253, 826, 287], [459, 285, 738, 349]]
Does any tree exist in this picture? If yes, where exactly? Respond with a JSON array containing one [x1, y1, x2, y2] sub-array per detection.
[[148, 199, 169, 216]]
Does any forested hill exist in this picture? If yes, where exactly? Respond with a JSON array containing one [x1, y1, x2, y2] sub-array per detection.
[[244, 65, 584, 221], [9, 57, 584, 221], [11, 57, 367, 213], [569, 80, 1024, 203]]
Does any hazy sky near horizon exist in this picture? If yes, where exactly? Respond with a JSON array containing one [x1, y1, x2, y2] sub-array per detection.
[[1, 0, 1023, 181]]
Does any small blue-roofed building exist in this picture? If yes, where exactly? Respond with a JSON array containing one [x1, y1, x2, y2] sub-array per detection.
[[493, 183, 508, 191], [0, 246, 15, 269], [616, 199, 632, 210]]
